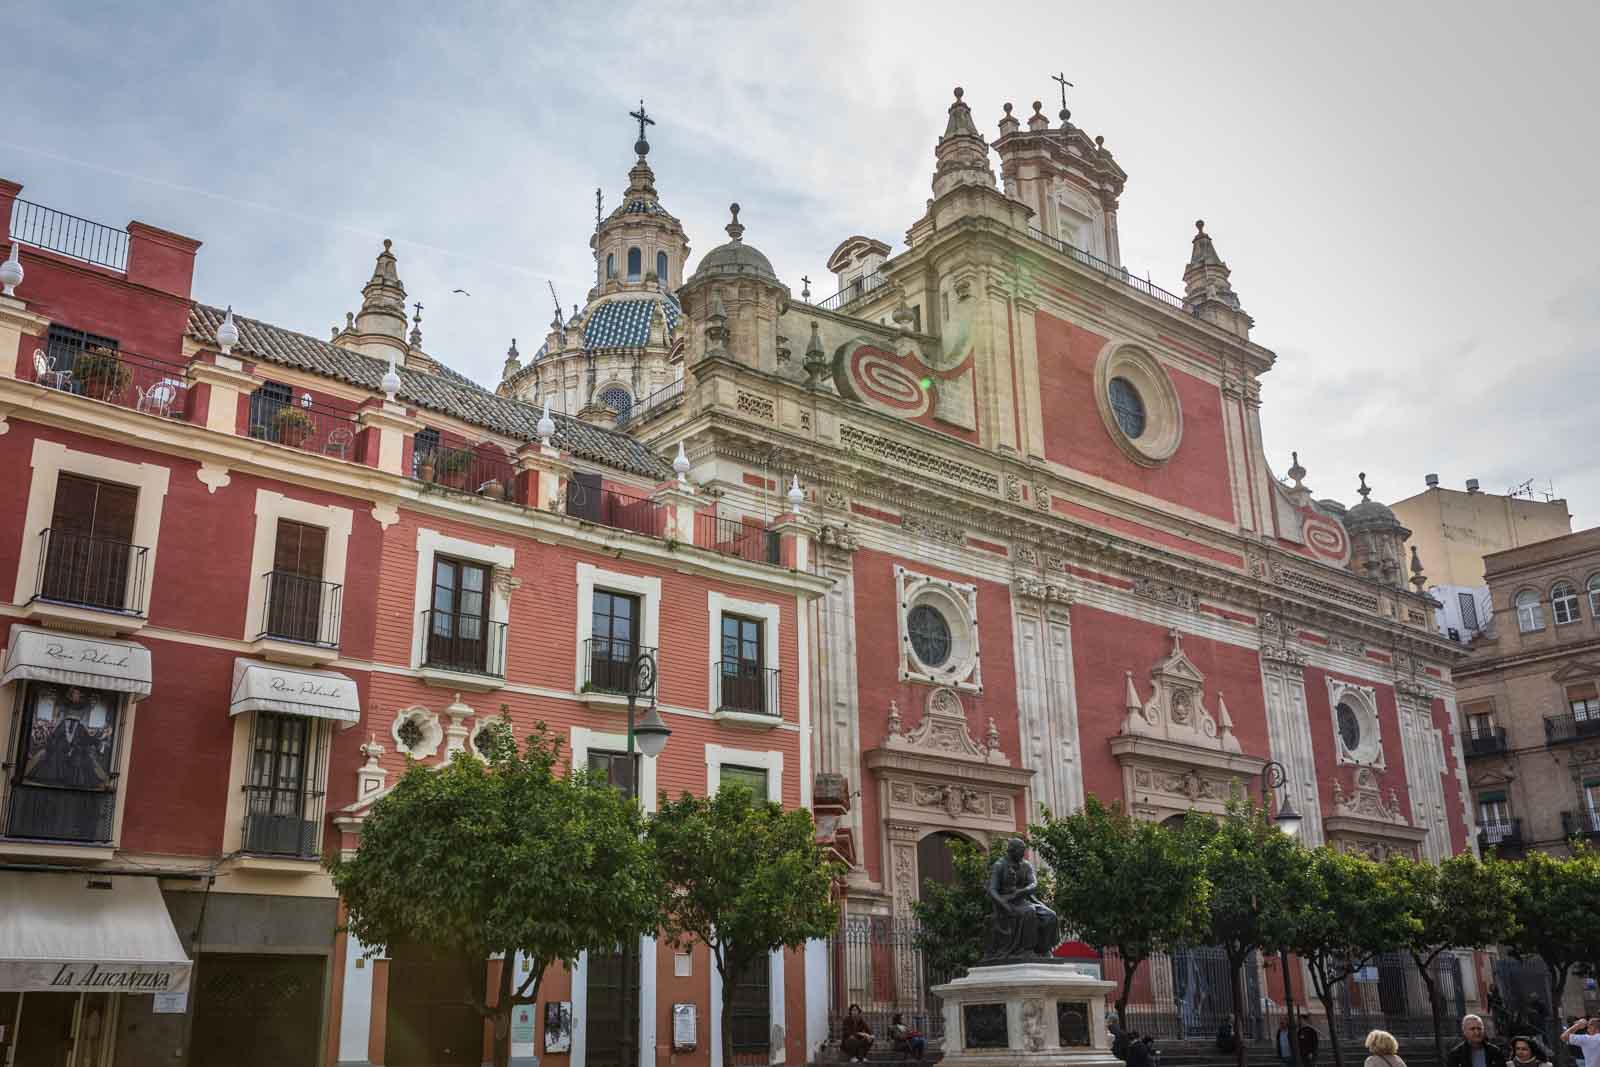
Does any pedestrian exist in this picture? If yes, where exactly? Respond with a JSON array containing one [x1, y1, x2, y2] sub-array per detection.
[[1559, 1018, 1600, 1067], [1300, 1021, 1321, 1065], [1364, 1029, 1406, 1067], [1218, 1020, 1238, 1054], [841, 1004, 873, 1063], [1127, 1031, 1155, 1067], [889, 1012, 925, 1062], [1278, 1021, 1296, 1067], [1507, 1036, 1552, 1067], [1449, 1014, 1510, 1067]]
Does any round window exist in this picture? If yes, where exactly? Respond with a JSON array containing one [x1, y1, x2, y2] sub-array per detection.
[[1108, 377, 1146, 439], [1336, 702, 1362, 753], [599, 387, 633, 416], [907, 604, 953, 668]]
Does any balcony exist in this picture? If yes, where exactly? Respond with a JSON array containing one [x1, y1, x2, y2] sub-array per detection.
[[1544, 713, 1600, 745], [4, 783, 116, 845], [815, 270, 890, 313], [253, 570, 342, 663], [1021, 227, 1194, 314], [695, 514, 781, 565], [714, 661, 780, 727], [32, 343, 191, 419], [30, 528, 149, 632], [1477, 818, 1524, 855], [1562, 809, 1600, 842], [414, 442, 515, 499], [247, 395, 362, 460], [1464, 727, 1509, 758], [419, 610, 507, 692], [582, 638, 658, 704], [565, 482, 667, 537], [615, 378, 685, 430], [241, 785, 324, 860]]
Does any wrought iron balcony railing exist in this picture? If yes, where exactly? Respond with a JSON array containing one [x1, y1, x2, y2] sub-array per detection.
[[615, 378, 685, 429], [242, 784, 324, 858], [9, 198, 130, 271], [582, 637, 657, 698], [1477, 818, 1523, 853], [420, 610, 507, 678], [565, 482, 666, 538], [5, 782, 116, 843], [1562, 809, 1600, 840], [34, 528, 148, 614], [1544, 713, 1600, 745], [715, 660, 780, 717], [258, 570, 342, 648], [815, 270, 889, 313], [1464, 727, 1509, 757], [695, 514, 780, 565]]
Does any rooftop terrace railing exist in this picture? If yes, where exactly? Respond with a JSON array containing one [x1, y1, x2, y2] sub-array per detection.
[[814, 270, 888, 313], [1023, 227, 1191, 311], [9, 199, 129, 272]]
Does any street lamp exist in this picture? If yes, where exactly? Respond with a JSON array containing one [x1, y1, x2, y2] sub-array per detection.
[[624, 649, 670, 799], [1261, 760, 1303, 1067]]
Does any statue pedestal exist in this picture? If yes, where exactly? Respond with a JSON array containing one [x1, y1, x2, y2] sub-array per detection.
[[932, 962, 1121, 1067]]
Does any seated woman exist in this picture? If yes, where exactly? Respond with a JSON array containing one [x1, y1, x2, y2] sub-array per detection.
[[890, 1013, 926, 1061], [841, 1004, 874, 1063]]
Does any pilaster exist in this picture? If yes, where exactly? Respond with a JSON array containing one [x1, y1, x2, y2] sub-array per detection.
[[0, 296, 51, 381], [186, 356, 261, 435], [768, 512, 818, 571], [356, 401, 423, 475], [514, 441, 574, 511], [650, 483, 701, 544]]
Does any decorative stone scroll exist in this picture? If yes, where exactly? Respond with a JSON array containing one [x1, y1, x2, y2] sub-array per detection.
[[885, 688, 1010, 766], [1323, 766, 1427, 860]]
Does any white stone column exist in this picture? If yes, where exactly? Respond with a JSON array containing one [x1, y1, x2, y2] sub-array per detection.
[[1260, 647, 1325, 845]]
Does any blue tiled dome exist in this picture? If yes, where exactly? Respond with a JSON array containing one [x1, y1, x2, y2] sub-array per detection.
[[580, 294, 681, 350]]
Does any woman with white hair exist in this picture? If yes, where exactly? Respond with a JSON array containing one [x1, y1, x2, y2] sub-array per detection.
[[1365, 1030, 1405, 1067]]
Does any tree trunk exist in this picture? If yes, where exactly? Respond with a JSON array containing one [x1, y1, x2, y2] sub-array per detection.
[[1232, 953, 1249, 1067], [1308, 963, 1344, 1067], [1116, 955, 1144, 1027], [1283, 952, 1303, 1067], [719, 953, 736, 1067], [492, 953, 514, 1067], [1413, 953, 1445, 1067]]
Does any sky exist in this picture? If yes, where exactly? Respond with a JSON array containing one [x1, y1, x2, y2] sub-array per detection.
[[10, 2, 1600, 529]]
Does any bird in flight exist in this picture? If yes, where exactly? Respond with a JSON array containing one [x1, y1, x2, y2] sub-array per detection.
[[452, 288, 471, 296]]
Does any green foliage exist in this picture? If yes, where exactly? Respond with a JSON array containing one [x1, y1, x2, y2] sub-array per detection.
[[911, 838, 1011, 979], [1031, 798, 1208, 1017], [329, 721, 661, 1067], [1199, 802, 1312, 962], [650, 784, 841, 1067], [1287, 848, 1412, 1067], [1503, 846, 1600, 1012]]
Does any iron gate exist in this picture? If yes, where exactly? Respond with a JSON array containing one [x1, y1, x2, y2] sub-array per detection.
[[829, 916, 950, 1048]]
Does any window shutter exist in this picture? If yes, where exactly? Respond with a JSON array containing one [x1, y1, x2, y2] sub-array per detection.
[[1478, 790, 1507, 804]]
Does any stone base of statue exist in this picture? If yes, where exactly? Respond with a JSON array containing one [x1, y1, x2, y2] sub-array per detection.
[[931, 961, 1121, 1067]]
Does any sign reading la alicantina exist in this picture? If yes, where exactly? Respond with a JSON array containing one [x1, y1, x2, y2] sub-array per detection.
[[0, 961, 191, 994]]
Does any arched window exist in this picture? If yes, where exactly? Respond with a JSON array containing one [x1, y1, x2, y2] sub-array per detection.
[[606, 253, 616, 279], [1552, 581, 1581, 625], [598, 386, 632, 417], [1515, 590, 1544, 633], [1587, 575, 1600, 618], [626, 247, 641, 281], [656, 251, 668, 284]]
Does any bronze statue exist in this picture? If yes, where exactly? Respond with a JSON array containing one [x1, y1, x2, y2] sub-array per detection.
[[985, 836, 1059, 960]]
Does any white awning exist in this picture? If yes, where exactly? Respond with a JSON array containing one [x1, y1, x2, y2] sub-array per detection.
[[230, 658, 360, 724], [1, 626, 152, 698], [0, 873, 191, 993]]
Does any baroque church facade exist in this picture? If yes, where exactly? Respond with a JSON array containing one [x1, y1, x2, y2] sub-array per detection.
[[513, 85, 1470, 921]]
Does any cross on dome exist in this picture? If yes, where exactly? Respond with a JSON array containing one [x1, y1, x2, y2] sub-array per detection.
[[630, 99, 655, 156], [1051, 70, 1074, 120]]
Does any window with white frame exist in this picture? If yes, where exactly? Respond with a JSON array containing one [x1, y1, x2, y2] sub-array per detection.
[[895, 566, 981, 692], [3, 682, 125, 844], [411, 529, 513, 676], [1567, 682, 1600, 722], [1477, 791, 1510, 839], [707, 593, 780, 718], [242, 710, 330, 857], [1327, 679, 1385, 768], [576, 565, 660, 697], [1515, 590, 1544, 633], [1552, 581, 1581, 626]]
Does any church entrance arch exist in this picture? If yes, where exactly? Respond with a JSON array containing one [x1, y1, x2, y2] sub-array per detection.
[[914, 830, 974, 901]]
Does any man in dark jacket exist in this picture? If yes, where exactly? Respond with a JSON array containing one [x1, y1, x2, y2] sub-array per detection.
[[1447, 1014, 1509, 1067]]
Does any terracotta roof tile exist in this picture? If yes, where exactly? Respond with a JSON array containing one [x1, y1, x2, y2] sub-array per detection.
[[186, 304, 672, 480]]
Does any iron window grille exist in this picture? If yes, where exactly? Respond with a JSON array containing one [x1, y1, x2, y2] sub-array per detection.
[[2, 682, 122, 844], [242, 711, 328, 858]]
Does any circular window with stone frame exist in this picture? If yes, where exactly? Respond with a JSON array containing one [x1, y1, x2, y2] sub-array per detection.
[[1327, 682, 1385, 768], [900, 581, 979, 688], [1093, 343, 1182, 466]]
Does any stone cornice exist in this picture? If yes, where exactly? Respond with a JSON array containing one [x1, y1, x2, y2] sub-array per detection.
[[1323, 814, 1429, 844], [862, 746, 1036, 789], [1108, 734, 1267, 778]]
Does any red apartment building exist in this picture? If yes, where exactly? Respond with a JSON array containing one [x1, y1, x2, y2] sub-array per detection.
[[0, 177, 824, 1067]]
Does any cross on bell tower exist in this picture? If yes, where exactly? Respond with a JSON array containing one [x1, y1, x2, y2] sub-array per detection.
[[629, 99, 655, 156], [1051, 71, 1074, 120]]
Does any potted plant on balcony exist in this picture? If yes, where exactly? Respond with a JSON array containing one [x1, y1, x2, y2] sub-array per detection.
[[73, 345, 131, 402], [437, 447, 471, 490], [273, 406, 316, 448]]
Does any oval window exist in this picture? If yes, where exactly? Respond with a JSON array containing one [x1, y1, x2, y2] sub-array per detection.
[[907, 604, 952, 668], [1108, 377, 1146, 439], [1336, 702, 1362, 753]]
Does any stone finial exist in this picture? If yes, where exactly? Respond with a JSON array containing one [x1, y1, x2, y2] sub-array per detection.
[[892, 299, 914, 333], [1287, 451, 1306, 489], [725, 203, 744, 243], [1123, 670, 1142, 715], [998, 101, 1020, 136], [381, 357, 401, 402], [787, 474, 804, 511], [1357, 472, 1372, 501], [216, 305, 240, 355], [501, 338, 521, 378], [1409, 545, 1427, 591], [932, 85, 997, 198], [673, 440, 691, 485], [985, 716, 1001, 755], [1182, 219, 1248, 333], [803, 320, 827, 388], [886, 700, 902, 737], [0, 242, 22, 296], [537, 398, 556, 446], [1027, 100, 1049, 133]]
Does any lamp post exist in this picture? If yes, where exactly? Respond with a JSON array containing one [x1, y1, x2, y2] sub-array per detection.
[[1262, 760, 1304, 1067], [616, 649, 668, 1067]]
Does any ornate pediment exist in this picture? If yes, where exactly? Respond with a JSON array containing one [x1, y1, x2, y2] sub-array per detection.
[[1331, 767, 1405, 824], [1551, 660, 1600, 683], [1324, 767, 1427, 860], [883, 687, 1009, 766], [1121, 629, 1240, 754]]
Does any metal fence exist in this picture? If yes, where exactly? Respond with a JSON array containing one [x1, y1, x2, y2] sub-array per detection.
[[829, 917, 951, 1049], [9, 198, 130, 271]]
